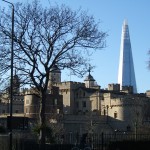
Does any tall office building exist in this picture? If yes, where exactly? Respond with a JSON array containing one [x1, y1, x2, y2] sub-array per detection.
[[118, 20, 137, 93]]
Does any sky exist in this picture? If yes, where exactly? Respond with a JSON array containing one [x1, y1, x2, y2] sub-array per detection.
[[1, 0, 150, 93]]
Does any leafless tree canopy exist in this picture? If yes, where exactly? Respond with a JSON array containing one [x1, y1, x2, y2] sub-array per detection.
[[0, 1, 107, 148], [0, 0, 107, 91]]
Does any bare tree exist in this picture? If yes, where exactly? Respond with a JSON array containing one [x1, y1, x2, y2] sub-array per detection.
[[0, 0, 107, 149]]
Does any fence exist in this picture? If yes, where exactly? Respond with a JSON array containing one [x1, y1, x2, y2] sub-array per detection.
[[101, 133, 150, 150], [60, 132, 150, 150], [0, 134, 9, 150], [1, 132, 150, 150]]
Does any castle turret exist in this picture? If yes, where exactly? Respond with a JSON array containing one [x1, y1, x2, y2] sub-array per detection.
[[13, 74, 20, 94], [84, 67, 95, 88], [48, 65, 61, 87]]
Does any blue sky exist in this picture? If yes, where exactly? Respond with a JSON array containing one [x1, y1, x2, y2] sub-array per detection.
[[1, 0, 150, 93]]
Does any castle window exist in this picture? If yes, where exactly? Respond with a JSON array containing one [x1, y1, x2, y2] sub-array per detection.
[[2, 110, 5, 113], [114, 111, 117, 118], [82, 101, 86, 108], [15, 110, 19, 113], [104, 109, 106, 115], [93, 109, 97, 112]]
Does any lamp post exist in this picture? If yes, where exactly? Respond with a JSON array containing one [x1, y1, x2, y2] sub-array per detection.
[[2, 1, 14, 150]]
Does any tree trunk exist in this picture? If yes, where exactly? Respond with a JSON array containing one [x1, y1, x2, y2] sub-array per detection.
[[39, 92, 46, 150]]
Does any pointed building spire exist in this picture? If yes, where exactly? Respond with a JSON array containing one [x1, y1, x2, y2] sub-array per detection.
[[124, 19, 128, 26], [118, 20, 137, 93], [88, 64, 92, 76]]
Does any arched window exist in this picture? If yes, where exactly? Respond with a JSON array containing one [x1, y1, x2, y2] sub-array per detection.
[[82, 101, 86, 107], [114, 111, 117, 118], [104, 109, 106, 115]]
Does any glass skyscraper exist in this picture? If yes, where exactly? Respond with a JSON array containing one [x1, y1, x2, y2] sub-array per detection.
[[118, 20, 137, 93]]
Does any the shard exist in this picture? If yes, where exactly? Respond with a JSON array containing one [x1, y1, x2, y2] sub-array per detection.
[[118, 20, 137, 93]]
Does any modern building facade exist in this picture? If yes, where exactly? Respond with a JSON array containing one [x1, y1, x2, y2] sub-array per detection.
[[118, 20, 137, 93]]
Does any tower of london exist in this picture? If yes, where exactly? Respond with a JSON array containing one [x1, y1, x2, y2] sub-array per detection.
[[0, 21, 150, 135]]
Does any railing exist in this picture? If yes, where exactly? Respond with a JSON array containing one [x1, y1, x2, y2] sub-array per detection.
[[1, 132, 150, 150], [0, 134, 9, 150]]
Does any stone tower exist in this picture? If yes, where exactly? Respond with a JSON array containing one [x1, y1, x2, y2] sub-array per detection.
[[12, 69, 20, 94], [48, 65, 61, 87], [84, 67, 95, 88], [118, 20, 137, 93], [13, 74, 20, 94]]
